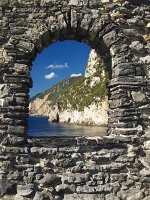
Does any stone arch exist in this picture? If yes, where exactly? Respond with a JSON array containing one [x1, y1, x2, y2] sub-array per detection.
[[0, 1, 150, 199], [1, 4, 145, 143]]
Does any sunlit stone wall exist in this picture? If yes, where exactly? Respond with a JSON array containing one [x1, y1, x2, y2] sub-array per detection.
[[0, 0, 150, 199]]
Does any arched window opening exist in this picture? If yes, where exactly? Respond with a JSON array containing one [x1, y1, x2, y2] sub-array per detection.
[[28, 40, 109, 137]]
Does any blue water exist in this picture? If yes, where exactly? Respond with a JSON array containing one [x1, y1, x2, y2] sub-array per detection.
[[27, 116, 107, 137]]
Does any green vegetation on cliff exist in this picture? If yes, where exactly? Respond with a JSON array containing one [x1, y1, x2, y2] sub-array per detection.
[[30, 54, 108, 112], [56, 75, 108, 111], [30, 76, 82, 102]]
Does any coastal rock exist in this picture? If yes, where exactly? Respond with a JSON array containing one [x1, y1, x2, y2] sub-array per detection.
[[50, 99, 108, 125], [29, 94, 51, 116], [30, 50, 108, 126], [48, 106, 59, 123]]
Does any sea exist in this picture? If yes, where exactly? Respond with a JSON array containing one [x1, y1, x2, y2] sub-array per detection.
[[27, 116, 108, 137]]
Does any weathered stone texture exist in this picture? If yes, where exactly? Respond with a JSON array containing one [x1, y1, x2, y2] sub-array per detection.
[[1, 136, 150, 200], [0, 0, 150, 199]]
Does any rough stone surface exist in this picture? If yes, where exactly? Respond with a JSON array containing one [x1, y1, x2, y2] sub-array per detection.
[[0, 0, 150, 200], [64, 193, 105, 200], [17, 184, 34, 197], [39, 173, 61, 186]]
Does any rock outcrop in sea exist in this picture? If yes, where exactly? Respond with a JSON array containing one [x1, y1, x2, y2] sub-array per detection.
[[29, 50, 109, 125]]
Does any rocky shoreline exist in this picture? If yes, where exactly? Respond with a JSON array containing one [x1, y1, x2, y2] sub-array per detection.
[[30, 50, 109, 126], [48, 99, 108, 126]]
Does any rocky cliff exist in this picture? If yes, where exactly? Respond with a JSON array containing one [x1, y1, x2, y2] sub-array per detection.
[[29, 50, 109, 125]]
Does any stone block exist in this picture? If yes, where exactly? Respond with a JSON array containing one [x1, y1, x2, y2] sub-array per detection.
[[101, 0, 110, 3], [140, 55, 150, 64], [41, 0, 54, 4], [135, 66, 146, 76], [0, 84, 5, 92], [0, 178, 16, 196], [117, 189, 144, 200], [3, 74, 31, 85], [3, 136, 25, 146], [62, 173, 90, 184], [126, 191, 145, 200], [68, 0, 83, 6], [143, 195, 150, 200], [55, 184, 72, 193], [144, 141, 150, 150], [0, 98, 4, 107], [105, 194, 120, 200], [131, 91, 146, 103], [88, 0, 102, 7], [127, 18, 138, 25], [76, 185, 112, 193], [130, 41, 144, 51], [114, 63, 135, 77], [103, 30, 119, 47], [110, 43, 128, 56], [17, 184, 34, 197], [39, 173, 61, 186], [0, 0, 9, 6], [33, 191, 44, 200], [14, 63, 29, 74], [64, 194, 104, 200], [7, 125, 26, 136], [113, 0, 124, 3], [16, 41, 34, 53], [14, 195, 27, 200]]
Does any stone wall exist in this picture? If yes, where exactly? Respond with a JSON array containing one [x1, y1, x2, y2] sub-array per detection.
[[0, 0, 150, 199], [0, 0, 149, 140], [1, 136, 150, 200]]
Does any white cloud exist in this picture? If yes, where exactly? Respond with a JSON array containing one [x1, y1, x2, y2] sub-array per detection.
[[71, 73, 82, 77], [45, 72, 57, 80], [46, 63, 70, 69]]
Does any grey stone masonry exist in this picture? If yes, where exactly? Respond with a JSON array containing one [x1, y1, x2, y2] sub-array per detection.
[[0, 0, 150, 199]]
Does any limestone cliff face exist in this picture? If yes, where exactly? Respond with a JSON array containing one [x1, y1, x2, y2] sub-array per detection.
[[85, 49, 106, 87], [52, 100, 108, 126], [29, 50, 109, 125], [29, 94, 51, 116]]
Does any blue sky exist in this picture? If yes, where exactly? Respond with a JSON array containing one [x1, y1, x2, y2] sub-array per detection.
[[30, 40, 91, 97]]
